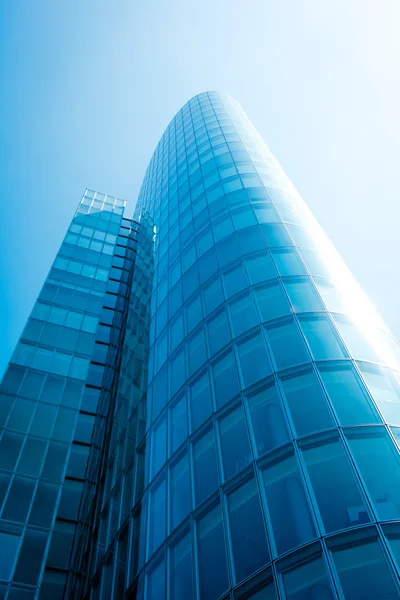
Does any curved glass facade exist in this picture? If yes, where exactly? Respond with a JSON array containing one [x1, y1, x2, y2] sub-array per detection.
[[72, 92, 400, 599], [2, 92, 400, 599]]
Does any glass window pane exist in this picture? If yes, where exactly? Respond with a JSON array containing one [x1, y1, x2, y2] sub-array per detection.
[[299, 315, 346, 360], [261, 449, 315, 554], [227, 477, 270, 583], [189, 370, 212, 432], [247, 383, 290, 456], [170, 453, 190, 531], [282, 555, 334, 600], [280, 369, 334, 436], [0, 530, 20, 580], [283, 277, 323, 313], [237, 332, 272, 388], [193, 427, 219, 506], [151, 415, 167, 479], [169, 395, 187, 455], [346, 429, 400, 520], [332, 538, 399, 599], [13, 529, 48, 585], [301, 436, 370, 533], [197, 504, 229, 599], [148, 476, 166, 556], [170, 532, 193, 600], [244, 251, 277, 285], [219, 405, 252, 480], [229, 292, 259, 338], [212, 349, 240, 409], [319, 363, 380, 426], [358, 363, 400, 425], [265, 319, 310, 371], [207, 309, 231, 356], [334, 316, 379, 363], [254, 281, 291, 322], [271, 248, 305, 277]]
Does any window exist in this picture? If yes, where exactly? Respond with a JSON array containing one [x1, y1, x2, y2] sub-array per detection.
[[219, 405, 252, 480], [207, 309, 231, 356], [262, 223, 292, 247], [261, 448, 315, 554], [299, 315, 346, 360], [150, 414, 167, 479], [265, 318, 310, 371], [187, 328, 207, 376], [192, 427, 219, 506], [244, 251, 277, 285], [212, 349, 240, 409], [346, 428, 400, 521], [189, 370, 212, 432], [146, 556, 165, 600], [319, 363, 379, 426], [334, 316, 379, 363], [271, 248, 305, 276], [237, 331, 272, 388], [148, 475, 166, 557], [0, 530, 20, 580], [282, 554, 334, 600], [170, 453, 190, 531], [13, 528, 48, 585], [300, 434, 370, 533], [222, 261, 248, 298], [254, 281, 291, 322], [331, 536, 399, 599], [358, 363, 400, 425], [169, 394, 187, 455], [283, 277, 323, 312], [247, 383, 290, 455], [170, 532, 193, 600], [227, 477, 270, 583], [229, 292, 259, 338], [280, 369, 334, 436], [197, 504, 229, 599]]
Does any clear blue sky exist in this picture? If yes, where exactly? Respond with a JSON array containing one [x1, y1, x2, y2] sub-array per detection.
[[1, 0, 400, 376]]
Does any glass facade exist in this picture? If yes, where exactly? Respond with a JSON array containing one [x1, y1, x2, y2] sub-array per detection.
[[2, 91, 400, 598]]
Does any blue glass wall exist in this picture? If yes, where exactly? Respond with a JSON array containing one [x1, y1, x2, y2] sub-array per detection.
[[80, 92, 400, 599], [0, 190, 131, 598]]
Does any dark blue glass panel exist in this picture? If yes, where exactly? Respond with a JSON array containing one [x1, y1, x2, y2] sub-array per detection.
[[189, 370, 212, 432], [282, 555, 334, 600], [197, 504, 229, 599], [170, 532, 193, 600], [170, 452, 190, 531], [227, 477, 270, 583], [219, 405, 252, 480], [193, 427, 219, 506]]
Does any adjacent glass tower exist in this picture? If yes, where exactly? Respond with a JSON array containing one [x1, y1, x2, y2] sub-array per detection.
[[2, 92, 400, 599]]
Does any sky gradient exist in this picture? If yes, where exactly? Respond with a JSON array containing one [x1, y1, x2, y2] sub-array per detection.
[[1, 0, 400, 376]]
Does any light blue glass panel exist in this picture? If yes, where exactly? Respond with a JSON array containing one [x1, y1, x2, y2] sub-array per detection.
[[247, 383, 290, 455], [280, 369, 334, 436], [229, 293, 259, 338], [283, 277, 323, 312], [333, 316, 379, 363], [346, 429, 400, 521], [265, 319, 310, 371], [237, 332, 272, 388], [357, 363, 400, 425], [301, 435, 370, 533], [253, 281, 291, 322], [212, 349, 240, 409], [261, 448, 316, 554], [319, 363, 380, 426], [271, 248, 306, 276], [299, 315, 347, 361], [207, 309, 231, 356], [244, 251, 277, 285]]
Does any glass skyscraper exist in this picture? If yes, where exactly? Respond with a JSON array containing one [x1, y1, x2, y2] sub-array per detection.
[[2, 91, 400, 599]]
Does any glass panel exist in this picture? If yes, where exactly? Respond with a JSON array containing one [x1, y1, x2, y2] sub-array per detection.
[[299, 315, 346, 360], [189, 370, 212, 432], [334, 316, 379, 363], [280, 369, 334, 436], [283, 277, 323, 312], [0, 530, 20, 580], [212, 349, 240, 409], [207, 309, 231, 356], [358, 363, 400, 425], [170, 453, 190, 531], [147, 558, 165, 600], [265, 319, 310, 371], [227, 477, 270, 583], [148, 476, 166, 557], [237, 332, 272, 388], [301, 436, 370, 533], [219, 405, 252, 480], [229, 293, 259, 338], [247, 383, 290, 455], [244, 251, 277, 285], [193, 427, 219, 506], [282, 555, 334, 600], [197, 504, 229, 599], [346, 429, 400, 520], [13, 529, 48, 585], [332, 538, 399, 599], [261, 449, 315, 554], [170, 532, 193, 600], [319, 363, 380, 426], [271, 248, 305, 277], [169, 395, 187, 455], [254, 281, 291, 322]]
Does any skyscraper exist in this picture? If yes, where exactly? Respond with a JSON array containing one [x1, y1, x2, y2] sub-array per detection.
[[2, 91, 400, 599]]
